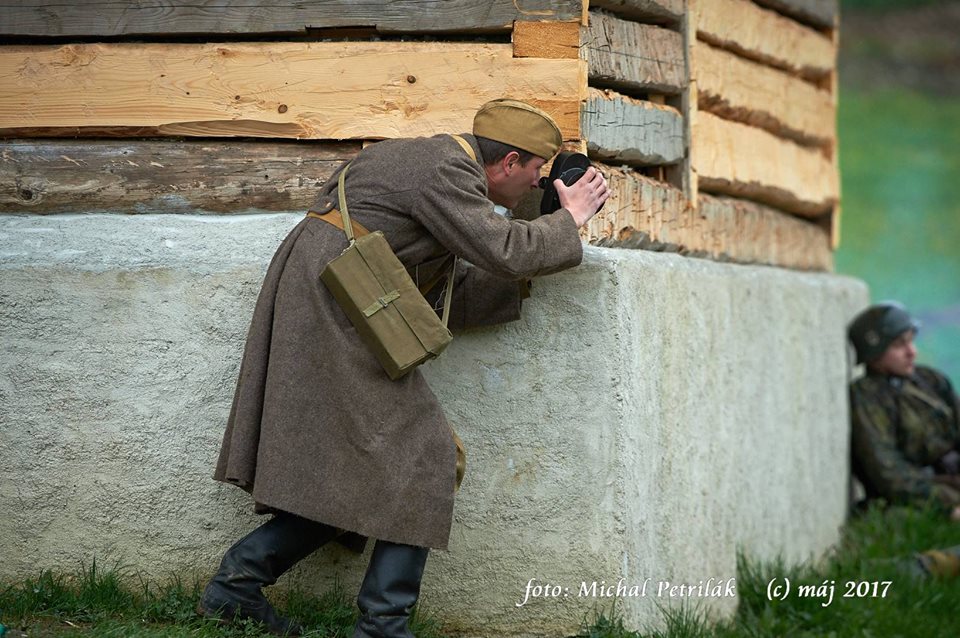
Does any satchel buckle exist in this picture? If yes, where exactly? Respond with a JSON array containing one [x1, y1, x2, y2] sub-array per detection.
[[362, 290, 401, 317]]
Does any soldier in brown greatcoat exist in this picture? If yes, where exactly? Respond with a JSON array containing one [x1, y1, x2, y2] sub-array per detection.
[[197, 99, 609, 636]]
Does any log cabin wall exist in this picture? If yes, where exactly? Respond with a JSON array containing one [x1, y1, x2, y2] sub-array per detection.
[[688, 0, 840, 268], [0, 0, 837, 270], [579, 0, 838, 270]]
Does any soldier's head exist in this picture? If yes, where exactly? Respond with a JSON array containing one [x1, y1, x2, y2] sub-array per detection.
[[848, 302, 919, 376], [473, 98, 562, 209]]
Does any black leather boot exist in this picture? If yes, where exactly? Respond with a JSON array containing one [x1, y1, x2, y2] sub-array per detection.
[[198, 512, 338, 636], [353, 540, 430, 638]]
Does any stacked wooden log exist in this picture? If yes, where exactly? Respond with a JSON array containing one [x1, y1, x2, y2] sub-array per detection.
[[0, 0, 838, 271]]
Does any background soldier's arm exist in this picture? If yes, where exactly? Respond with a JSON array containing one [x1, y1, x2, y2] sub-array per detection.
[[851, 393, 960, 508]]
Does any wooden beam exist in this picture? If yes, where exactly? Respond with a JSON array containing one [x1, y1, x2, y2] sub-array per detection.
[[581, 164, 689, 249], [695, 0, 835, 80], [665, 0, 696, 203], [693, 40, 834, 147], [583, 88, 684, 166], [752, 0, 837, 30], [695, 194, 833, 270], [693, 111, 837, 217], [583, 10, 686, 95], [0, 1, 585, 37], [0, 139, 359, 214], [513, 21, 580, 59], [581, 165, 832, 270], [588, 0, 683, 27], [826, 24, 840, 249], [0, 42, 584, 141]]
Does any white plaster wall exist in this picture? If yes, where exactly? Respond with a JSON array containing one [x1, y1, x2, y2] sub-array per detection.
[[0, 214, 867, 636]]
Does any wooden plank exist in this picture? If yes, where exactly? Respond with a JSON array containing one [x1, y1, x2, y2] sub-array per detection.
[[752, 0, 838, 30], [693, 111, 838, 217], [693, 40, 834, 146], [513, 21, 580, 59], [0, 42, 584, 141], [581, 164, 690, 249], [583, 10, 686, 95], [695, 193, 832, 270], [0, 1, 585, 37], [589, 0, 683, 26], [695, 0, 835, 80], [582, 88, 684, 166], [581, 165, 832, 270], [0, 139, 360, 214]]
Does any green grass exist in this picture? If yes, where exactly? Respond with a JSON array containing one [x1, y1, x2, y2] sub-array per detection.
[[570, 504, 960, 638], [0, 559, 442, 638], [3, 506, 958, 637]]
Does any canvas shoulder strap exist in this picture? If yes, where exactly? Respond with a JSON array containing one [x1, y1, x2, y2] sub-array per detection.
[[449, 134, 477, 162], [334, 164, 358, 244]]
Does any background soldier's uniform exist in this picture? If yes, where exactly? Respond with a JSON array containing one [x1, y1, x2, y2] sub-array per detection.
[[851, 365, 960, 508]]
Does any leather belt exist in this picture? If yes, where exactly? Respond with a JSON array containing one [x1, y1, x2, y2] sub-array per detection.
[[306, 208, 370, 238]]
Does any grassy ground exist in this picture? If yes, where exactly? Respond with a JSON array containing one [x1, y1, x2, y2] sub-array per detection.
[[2, 505, 957, 637]]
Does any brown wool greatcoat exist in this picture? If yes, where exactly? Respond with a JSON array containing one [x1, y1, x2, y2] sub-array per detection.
[[213, 133, 583, 550]]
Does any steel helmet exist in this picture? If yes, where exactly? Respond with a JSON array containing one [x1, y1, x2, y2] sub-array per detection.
[[847, 302, 920, 364]]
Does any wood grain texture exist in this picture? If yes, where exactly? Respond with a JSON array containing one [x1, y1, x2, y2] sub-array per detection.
[[693, 111, 838, 217], [0, 0, 585, 37], [752, 0, 838, 30], [582, 88, 684, 165], [693, 40, 834, 146], [0, 139, 359, 214], [513, 20, 581, 59], [588, 0, 683, 26], [583, 10, 686, 95], [580, 164, 688, 249], [580, 164, 831, 270], [695, 0, 835, 80], [0, 42, 584, 140], [694, 193, 832, 269]]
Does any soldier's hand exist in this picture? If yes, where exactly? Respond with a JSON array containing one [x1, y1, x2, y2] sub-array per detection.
[[556, 166, 609, 228], [951, 505, 960, 523]]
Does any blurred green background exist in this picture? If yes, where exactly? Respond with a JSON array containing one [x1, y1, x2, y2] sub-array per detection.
[[837, 0, 960, 380]]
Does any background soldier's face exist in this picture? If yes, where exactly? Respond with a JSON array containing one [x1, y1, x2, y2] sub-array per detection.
[[870, 330, 918, 377]]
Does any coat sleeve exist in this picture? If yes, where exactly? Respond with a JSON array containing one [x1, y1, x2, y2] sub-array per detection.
[[410, 154, 583, 281], [850, 386, 960, 508]]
